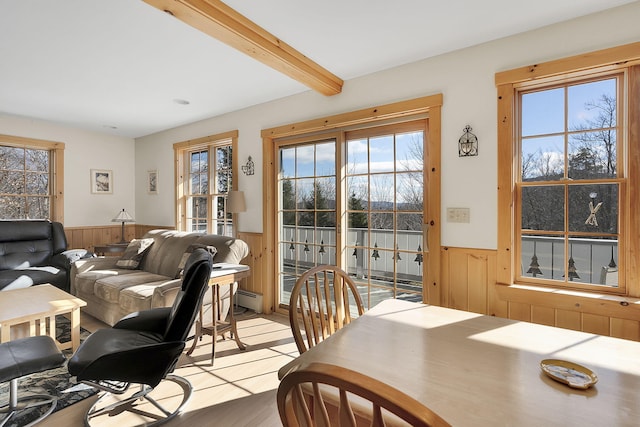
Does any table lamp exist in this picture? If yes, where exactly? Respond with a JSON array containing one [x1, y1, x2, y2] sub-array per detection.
[[112, 209, 134, 243]]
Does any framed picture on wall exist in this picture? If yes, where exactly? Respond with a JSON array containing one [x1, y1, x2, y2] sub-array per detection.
[[90, 169, 113, 194], [147, 169, 158, 195]]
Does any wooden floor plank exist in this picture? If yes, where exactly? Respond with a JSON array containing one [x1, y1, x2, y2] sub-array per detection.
[[46, 311, 297, 426]]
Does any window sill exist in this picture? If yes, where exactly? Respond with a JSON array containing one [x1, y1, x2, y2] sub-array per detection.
[[496, 283, 640, 321]]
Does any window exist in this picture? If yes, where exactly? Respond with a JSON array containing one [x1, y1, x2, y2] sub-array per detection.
[[496, 42, 640, 296], [0, 135, 64, 221], [267, 94, 443, 312], [174, 131, 238, 235]]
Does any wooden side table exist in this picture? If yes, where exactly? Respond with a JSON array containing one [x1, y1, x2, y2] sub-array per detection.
[[186, 263, 251, 365]]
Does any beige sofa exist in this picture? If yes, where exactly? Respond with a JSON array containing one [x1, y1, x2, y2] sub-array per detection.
[[70, 229, 249, 326]]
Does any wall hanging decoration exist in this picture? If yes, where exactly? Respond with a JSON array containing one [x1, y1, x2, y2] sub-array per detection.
[[91, 169, 113, 194], [147, 170, 158, 194], [458, 125, 478, 157], [241, 156, 255, 175]]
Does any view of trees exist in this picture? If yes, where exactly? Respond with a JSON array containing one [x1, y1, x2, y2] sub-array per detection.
[[0, 146, 50, 219], [521, 91, 618, 236], [280, 131, 424, 233]]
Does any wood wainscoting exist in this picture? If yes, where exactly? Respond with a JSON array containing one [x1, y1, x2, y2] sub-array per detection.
[[64, 224, 173, 251], [442, 246, 640, 341]]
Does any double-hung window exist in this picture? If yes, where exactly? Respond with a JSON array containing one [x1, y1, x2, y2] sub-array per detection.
[[497, 43, 640, 296], [174, 131, 238, 235], [0, 135, 64, 221]]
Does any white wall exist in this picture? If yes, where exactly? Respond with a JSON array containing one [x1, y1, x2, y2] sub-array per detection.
[[136, 2, 640, 250], [0, 114, 135, 227]]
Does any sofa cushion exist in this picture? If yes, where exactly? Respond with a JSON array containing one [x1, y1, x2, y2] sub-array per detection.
[[93, 271, 171, 304], [74, 268, 138, 295], [118, 280, 176, 313], [116, 238, 154, 269]]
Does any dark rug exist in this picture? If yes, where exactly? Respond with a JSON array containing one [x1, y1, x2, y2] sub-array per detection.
[[0, 316, 97, 427]]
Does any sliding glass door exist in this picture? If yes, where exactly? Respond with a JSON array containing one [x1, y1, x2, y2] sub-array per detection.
[[277, 121, 426, 309]]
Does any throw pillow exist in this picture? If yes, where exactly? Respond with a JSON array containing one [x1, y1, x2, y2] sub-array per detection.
[[115, 238, 154, 269], [175, 243, 217, 278]]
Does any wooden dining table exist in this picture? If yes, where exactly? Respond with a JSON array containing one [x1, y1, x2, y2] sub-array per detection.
[[278, 299, 640, 426]]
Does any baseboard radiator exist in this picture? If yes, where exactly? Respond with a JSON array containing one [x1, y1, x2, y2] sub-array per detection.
[[236, 289, 263, 313]]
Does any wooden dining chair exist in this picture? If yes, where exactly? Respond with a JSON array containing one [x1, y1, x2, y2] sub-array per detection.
[[289, 265, 365, 354], [277, 362, 451, 427]]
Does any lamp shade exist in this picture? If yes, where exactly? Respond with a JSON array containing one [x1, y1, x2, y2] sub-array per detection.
[[112, 209, 134, 223], [227, 191, 246, 213]]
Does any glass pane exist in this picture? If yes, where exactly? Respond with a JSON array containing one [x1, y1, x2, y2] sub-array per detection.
[[521, 185, 564, 231], [315, 177, 335, 210], [296, 145, 314, 177], [217, 169, 230, 193], [568, 78, 616, 130], [397, 213, 423, 232], [25, 149, 48, 172], [370, 222, 393, 249], [396, 172, 422, 211], [193, 196, 207, 218], [566, 236, 619, 286], [369, 135, 394, 173], [348, 211, 369, 229], [521, 135, 564, 181], [0, 171, 25, 194], [521, 235, 564, 281], [0, 147, 24, 170], [347, 176, 368, 210], [370, 174, 394, 210], [26, 172, 48, 195], [568, 184, 618, 234], [216, 146, 231, 169], [281, 178, 295, 209], [297, 211, 314, 227], [522, 88, 564, 136], [280, 147, 295, 177], [0, 196, 24, 219], [315, 142, 335, 176], [396, 131, 423, 172], [27, 196, 48, 219], [568, 131, 616, 179], [296, 178, 314, 208], [347, 138, 368, 174], [316, 210, 335, 228]]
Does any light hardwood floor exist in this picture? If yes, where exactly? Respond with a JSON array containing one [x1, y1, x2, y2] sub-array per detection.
[[45, 310, 298, 426]]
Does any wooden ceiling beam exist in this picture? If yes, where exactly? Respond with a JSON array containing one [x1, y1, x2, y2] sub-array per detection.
[[143, 0, 343, 96]]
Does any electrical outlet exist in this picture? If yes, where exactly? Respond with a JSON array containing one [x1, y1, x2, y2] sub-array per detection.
[[447, 207, 470, 223]]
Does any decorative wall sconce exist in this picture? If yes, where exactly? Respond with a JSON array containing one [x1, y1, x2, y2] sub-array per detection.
[[241, 156, 255, 175], [458, 125, 478, 157]]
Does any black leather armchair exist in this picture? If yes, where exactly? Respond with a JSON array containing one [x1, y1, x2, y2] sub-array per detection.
[[67, 248, 213, 426]]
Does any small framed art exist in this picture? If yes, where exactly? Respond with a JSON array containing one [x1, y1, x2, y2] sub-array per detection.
[[91, 169, 113, 194], [147, 169, 158, 194]]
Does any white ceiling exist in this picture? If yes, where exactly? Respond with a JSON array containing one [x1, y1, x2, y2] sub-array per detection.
[[0, 0, 636, 138]]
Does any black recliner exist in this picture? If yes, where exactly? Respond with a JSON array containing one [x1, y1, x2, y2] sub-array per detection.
[[67, 248, 213, 426]]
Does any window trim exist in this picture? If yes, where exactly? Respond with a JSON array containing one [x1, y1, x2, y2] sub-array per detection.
[[173, 130, 239, 233], [0, 134, 64, 222], [496, 42, 640, 297]]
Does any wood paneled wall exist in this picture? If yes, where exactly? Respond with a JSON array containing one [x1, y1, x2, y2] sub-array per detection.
[[237, 231, 268, 312], [64, 224, 173, 251], [442, 246, 640, 341]]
